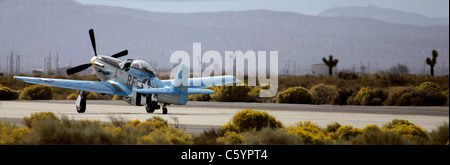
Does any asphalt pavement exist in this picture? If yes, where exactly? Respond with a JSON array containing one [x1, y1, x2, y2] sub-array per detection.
[[0, 100, 448, 134]]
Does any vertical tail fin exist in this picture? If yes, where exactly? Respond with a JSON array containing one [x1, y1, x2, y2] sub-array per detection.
[[171, 63, 189, 105], [172, 63, 189, 87]]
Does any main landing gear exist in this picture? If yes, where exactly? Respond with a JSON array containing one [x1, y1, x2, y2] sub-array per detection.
[[145, 97, 169, 114], [75, 92, 169, 114], [145, 103, 168, 114], [76, 91, 86, 113]]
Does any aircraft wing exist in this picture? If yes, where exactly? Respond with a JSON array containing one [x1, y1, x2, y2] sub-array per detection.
[[161, 75, 237, 89], [14, 76, 129, 96]]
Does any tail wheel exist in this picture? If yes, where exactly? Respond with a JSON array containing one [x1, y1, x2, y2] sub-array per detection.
[[162, 107, 168, 114]]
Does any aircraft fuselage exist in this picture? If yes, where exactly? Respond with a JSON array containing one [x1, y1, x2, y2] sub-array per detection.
[[92, 55, 182, 106]]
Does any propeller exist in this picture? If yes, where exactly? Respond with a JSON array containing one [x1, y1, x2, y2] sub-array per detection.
[[89, 29, 97, 56], [111, 50, 128, 58], [66, 29, 129, 75], [66, 63, 92, 75]]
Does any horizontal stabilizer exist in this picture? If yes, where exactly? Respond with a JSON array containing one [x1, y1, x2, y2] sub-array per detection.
[[134, 88, 177, 95], [162, 75, 237, 88], [187, 88, 215, 95], [134, 88, 214, 95]]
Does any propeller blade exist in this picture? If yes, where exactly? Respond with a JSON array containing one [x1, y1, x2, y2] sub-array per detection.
[[89, 29, 97, 56], [66, 63, 92, 75], [111, 50, 128, 58]]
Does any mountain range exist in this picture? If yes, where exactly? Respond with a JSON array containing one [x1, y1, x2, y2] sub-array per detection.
[[319, 5, 449, 26], [1, 0, 448, 75]]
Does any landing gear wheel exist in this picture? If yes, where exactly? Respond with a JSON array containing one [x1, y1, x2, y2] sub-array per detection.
[[76, 100, 86, 113], [76, 91, 86, 113], [146, 106, 155, 113], [145, 100, 159, 113], [162, 107, 168, 114]]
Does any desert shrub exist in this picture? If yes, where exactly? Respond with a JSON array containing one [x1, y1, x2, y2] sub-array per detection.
[[66, 91, 110, 101], [352, 125, 418, 145], [216, 131, 246, 145], [332, 87, 357, 105], [382, 73, 408, 86], [193, 128, 225, 145], [382, 119, 428, 144], [103, 116, 172, 144], [371, 88, 388, 103], [353, 86, 371, 105], [427, 122, 449, 145], [210, 83, 254, 102], [139, 116, 169, 132], [138, 127, 192, 145], [362, 124, 381, 132], [111, 116, 169, 142], [112, 95, 123, 100], [385, 87, 413, 105], [352, 86, 385, 106], [188, 93, 211, 101], [66, 93, 78, 100], [188, 87, 215, 101], [19, 84, 53, 100], [247, 86, 262, 99], [310, 83, 338, 105], [146, 116, 191, 145], [0, 122, 30, 145], [107, 115, 128, 127], [416, 82, 440, 90], [19, 111, 191, 145], [222, 109, 283, 133], [351, 127, 416, 145], [326, 122, 342, 133], [86, 92, 98, 100], [247, 85, 273, 102], [406, 89, 447, 106], [443, 89, 449, 106], [21, 115, 119, 145], [385, 87, 447, 106], [334, 125, 362, 140], [276, 86, 312, 104], [285, 121, 333, 145], [243, 127, 303, 145], [22, 112, 58, 128], [337, 70, 359, 80], [0, 86, 19, 100], [415, 82, 447, 105]]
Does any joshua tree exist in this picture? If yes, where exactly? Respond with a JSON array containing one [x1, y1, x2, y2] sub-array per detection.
[[322, 55, 339, 76], [426, 50, 438, 76]]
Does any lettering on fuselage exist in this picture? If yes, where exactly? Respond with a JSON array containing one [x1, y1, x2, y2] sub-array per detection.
[[126, 75, 151, 89], [127, 75, 137, 88], [98, 68, 111, 75]]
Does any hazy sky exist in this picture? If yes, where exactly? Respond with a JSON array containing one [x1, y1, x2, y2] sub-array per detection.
[[74, 0, 449, 18]]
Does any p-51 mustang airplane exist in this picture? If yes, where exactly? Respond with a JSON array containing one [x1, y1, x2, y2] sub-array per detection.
[[14, 29, 237, 114]]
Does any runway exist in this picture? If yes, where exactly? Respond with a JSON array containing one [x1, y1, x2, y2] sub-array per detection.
[[0, 100, 448, 134]]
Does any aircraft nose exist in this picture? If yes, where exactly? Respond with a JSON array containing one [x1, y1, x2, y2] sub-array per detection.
[[91, 56, 96, 66]]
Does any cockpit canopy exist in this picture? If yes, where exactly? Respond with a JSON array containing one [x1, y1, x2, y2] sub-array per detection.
[[121, 59, 156, 75], [131, 60, 156, 75]]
